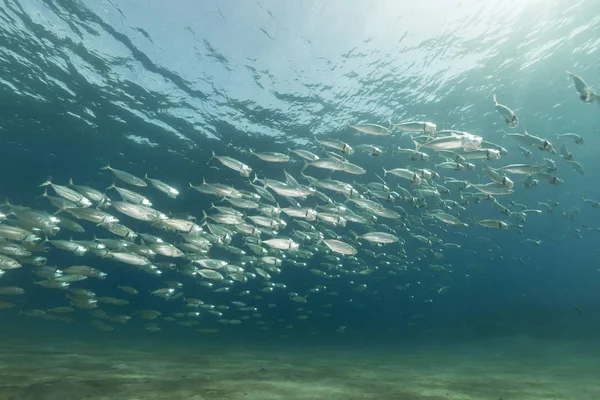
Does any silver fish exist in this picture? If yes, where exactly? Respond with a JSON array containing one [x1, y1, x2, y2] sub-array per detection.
[[493, 94, 518, 128], [303, 159, 347, 173], [250, 150, 290, 163], [248, 180, 277, 203], [566, 160, 584, 175], [0, 225, 41, 242], [106, 252, 152, 266], [476, 219, 509, 230], [254, 176, 314, 198], [505, 131, 556, 153], [348, 122, 391, 136], [556, 132, 584, 145], [263, 238, 299, 251], [314, 136, 353, 155], [224, 198, 259, 209], [382, 168, 421, 184], [145, 175, 180, 198], [517, 144, 533, 158], [398, 146, 430, 161], [160, 218, 200, 233], [39, 179, 92, 207], [107, 182, 152, 206], [480, 141, 508, 155], [64, 207, 119, 224], [58, 216, 86, 233], [101, 164, 147, 187], [199, 178, 243, 198], [358, 232, 399, 244], [211, 151, 252, 177], [68, 178, 109, 205], [468, 182, 514, 196], [202, 211, 244, 225], [483, 163, 514, 189], [391, 121, 436, 134], [354, 144, 383, 156], [111, 202, 168, 222], [429, 211, 468, 227], [567, 70, 600, 103], [323, 239, 357, 255], [498, 164, 543, 175], [0, 254, 21, 270], [197, 269, 225, 281], [288, 148, 320, 162], [458, 149, 501, 161], [282, 207, 318, 221]]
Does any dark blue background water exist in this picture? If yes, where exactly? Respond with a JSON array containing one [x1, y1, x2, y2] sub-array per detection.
[[1, 0, 599, 344]]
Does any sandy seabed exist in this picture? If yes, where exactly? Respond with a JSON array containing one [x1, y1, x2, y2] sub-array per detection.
[[0, 334, 598, 400]]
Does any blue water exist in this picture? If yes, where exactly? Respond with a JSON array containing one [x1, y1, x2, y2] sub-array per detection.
[[1, 0, 600, 357]]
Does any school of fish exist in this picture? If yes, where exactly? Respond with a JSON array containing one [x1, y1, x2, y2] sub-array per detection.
[[0, 70, 597, 334]]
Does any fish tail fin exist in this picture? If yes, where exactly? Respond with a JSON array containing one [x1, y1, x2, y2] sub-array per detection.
[[144, 173, 149, 180], [202, 177, 207, 185], [566, 70, 573, 79], [39, 177, 52, 187], [201, 210, 208, 223], [251, 173, 258, 184], [37, 188, 48, 199], [493, 93, 497, 105], [68, 178, 74, 186], [382, 167, 387, 177], [106, 181, 116, 191], [301, 161, 309, 172], [412, 140, 422, 152], [97, 197, 108, 209], [100, 163, 111, 171]]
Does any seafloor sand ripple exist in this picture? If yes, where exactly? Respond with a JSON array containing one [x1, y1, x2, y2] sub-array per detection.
[[0, 336, 598, 400]]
